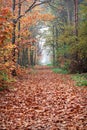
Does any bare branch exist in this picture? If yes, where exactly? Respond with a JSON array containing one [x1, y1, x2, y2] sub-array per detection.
[[15, 0, 26, 6], [48, 2, 58, 10], [16, 0, 52, 22]]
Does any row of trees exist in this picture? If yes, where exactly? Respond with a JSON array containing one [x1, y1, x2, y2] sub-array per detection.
[[44, 0, 87, 73], [0, 0, 54, 78], [0, 0, 87, 79]]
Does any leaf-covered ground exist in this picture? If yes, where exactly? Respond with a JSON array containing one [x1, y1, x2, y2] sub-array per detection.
[[0, 67, 87, 130]]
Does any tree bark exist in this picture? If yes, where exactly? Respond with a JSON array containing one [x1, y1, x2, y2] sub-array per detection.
[[66, 0, 71, 24], [12, 0, 16, 44], [52, 25, 56, 66], [17, 0, 22, 65], [74, 0, 78, 37], [18, 0, 21, 38]]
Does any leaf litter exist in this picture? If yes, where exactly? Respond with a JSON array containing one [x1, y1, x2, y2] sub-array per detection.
[[0, 68, 87, 130]]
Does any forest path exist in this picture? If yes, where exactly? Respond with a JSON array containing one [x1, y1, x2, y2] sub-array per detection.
[[0, 67, 87, 129]]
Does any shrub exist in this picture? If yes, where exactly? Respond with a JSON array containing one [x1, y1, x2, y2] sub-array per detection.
[[71, 73, 87, 86]]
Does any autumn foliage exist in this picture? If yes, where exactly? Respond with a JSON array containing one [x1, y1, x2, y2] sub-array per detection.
[[0, 0, 87, 129], [0, 8, 11, 45], [0, 0, 13, 87], [0, 0, 54, 88]]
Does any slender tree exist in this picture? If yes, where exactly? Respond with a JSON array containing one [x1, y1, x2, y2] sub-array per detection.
[[12, 0, 52, 44], [74, 0, 78, 36]]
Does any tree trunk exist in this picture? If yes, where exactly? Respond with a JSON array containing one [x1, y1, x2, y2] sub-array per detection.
[[11, 0, 17, 76], [52, 25, 56, 66], [66, 0, 71, 24], [30, 50, 34, 66], [18, 0, 21, 38], [12, 0, 16, 44], [55, 26, 59, 65], [74, 0, 78, 37], [17, 0, 22, 66], [70, 0, 79, 72]]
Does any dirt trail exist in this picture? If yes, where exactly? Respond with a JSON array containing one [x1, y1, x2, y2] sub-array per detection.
[[0, 68, 87, 130]]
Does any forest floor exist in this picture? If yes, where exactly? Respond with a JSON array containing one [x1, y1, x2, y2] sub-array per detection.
[[0, 66, 87, 130]]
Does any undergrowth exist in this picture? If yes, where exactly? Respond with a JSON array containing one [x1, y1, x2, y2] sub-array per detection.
[[71, 73, 87, 86], [52, 68, 69, 74], [52, 67, 87, 87], [47, 64, 53, 67], [0, 71, 15, 91]]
